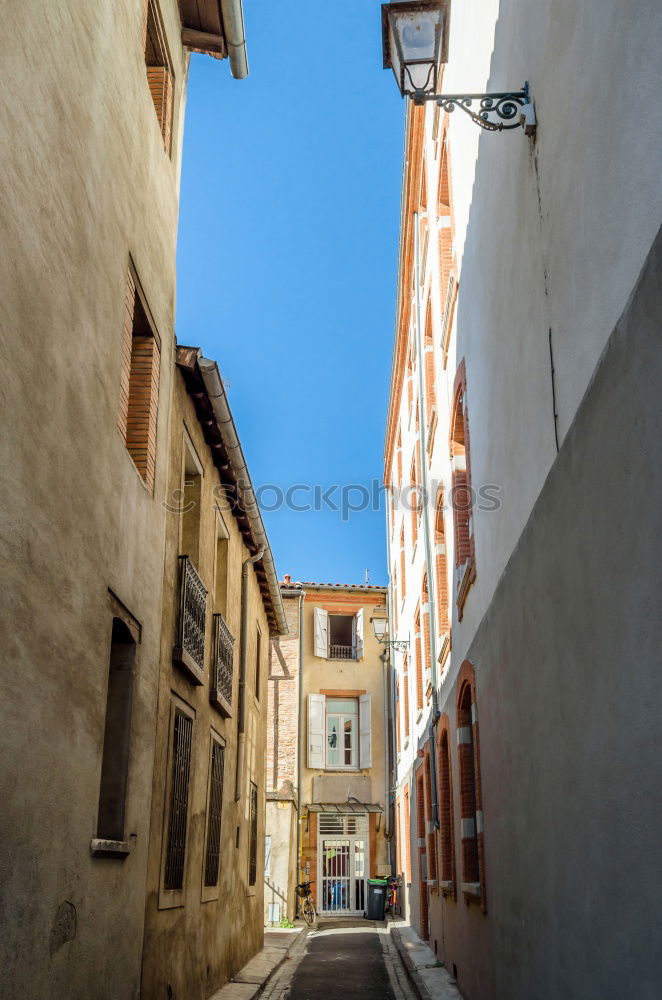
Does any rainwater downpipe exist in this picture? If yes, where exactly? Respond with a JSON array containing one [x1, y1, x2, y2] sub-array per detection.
[[414, 210, 440, 829], [235, 545, 265, 801]]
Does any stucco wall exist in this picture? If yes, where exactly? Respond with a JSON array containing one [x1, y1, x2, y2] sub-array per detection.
[[141, 366, 270, 999], [0, 2, 186, 998], [440, 229, 662, 1000]]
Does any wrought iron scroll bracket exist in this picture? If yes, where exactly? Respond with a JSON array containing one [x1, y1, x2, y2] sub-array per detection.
[[412, 82, 533, 133]]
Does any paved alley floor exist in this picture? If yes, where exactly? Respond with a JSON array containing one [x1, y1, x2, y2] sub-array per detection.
[[260, 920, 417, 1000]]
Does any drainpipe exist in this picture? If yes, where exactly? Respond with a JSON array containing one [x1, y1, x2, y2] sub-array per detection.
[[235, 546, 265, 801], [219, 0, 248, 79], [414, 211, 440, 829], [295, 590, 305, 909]]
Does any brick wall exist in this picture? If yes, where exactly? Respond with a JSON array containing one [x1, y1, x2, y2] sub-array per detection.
[[267, 594, 301, 792]]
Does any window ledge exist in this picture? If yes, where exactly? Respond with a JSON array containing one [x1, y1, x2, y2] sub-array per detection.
[[426, 878, 438, 888], [440, 880, 455, 896], [90, 838, 131, 859], [461, 882, 481, 899], [210, 689, 232, 718], [173, 646, 205, 686]]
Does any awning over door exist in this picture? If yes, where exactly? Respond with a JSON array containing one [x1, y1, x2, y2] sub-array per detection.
[[307, 802, 383, 814]]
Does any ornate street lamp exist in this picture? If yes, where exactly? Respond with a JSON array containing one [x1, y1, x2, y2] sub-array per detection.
[[371, 617, 410, 653], [381, 1, 536, 134]]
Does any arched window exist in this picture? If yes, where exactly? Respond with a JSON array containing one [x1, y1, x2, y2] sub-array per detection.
[[421, 572, 431, 700], [400, 524, 406, 600], [395, 676, 401, 754], [456, 665, 485, 908], [424, 299, 436, 416], [396, 429, 403, 486], [410, 451, 421, 549], [437, 720, 455, 893], [437, 130, 457, 369], [416, 769, 429, 940], [414, 604, 423, 710], [424, 749, 438, 885], [407, 342, 415, 415], [450, 361, 475, 617], [402, 652, 410, 739], [434, 490, 450, 639]]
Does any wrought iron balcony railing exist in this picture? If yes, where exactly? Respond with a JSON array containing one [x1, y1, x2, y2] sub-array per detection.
[[173, 555, 207, 684], [329, 644, 355, 660], [211, 612, 234, 716]]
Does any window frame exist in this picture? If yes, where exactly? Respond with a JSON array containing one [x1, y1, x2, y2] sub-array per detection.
[[159, 695, 196, 909], [201, 730, 226, 901], [325, 697, 359, 770]]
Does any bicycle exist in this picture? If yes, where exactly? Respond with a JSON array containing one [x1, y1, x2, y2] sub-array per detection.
[[296, 881, 317, 927], [386, 874, 402, 918]]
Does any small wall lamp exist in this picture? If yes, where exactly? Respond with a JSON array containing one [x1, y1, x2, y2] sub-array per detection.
[[381, 1, 536, 135]]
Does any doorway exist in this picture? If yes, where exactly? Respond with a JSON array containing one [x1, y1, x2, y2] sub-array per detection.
[[317, 813, 368, 915]]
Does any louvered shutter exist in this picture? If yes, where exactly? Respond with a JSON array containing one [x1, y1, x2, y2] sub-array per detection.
[[355, 608, 364, 659], [359, 694, 372, 769], [313, 607, 329, 658], [308, 694, 326, 768]]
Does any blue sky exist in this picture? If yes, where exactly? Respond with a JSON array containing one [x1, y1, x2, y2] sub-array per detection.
[[176, 0, 404, 586]]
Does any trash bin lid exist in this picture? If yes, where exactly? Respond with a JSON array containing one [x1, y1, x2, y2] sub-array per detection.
[[368, 878, 388, 885]]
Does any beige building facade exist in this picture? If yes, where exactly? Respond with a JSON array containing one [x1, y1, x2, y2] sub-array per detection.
[[141, 348, 286, 998], [266, 582, 392, 923], [0, 3, 252, 998], [383, 1, 662, 998]]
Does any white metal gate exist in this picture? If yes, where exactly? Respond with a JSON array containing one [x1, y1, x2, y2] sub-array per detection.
[[318, 813, 368, 915]]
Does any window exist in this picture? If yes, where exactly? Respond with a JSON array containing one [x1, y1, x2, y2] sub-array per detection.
[[457, 675, 483, 902], [204, 738, 225, 887], [424, 299, 437, 441], [313, 607, 364, 660], [451, 361, 475, 616], [248, 781, 258, 886], [214, 515, 229, 618], [180, 433, 203, 570], [326, 698, 358, 768], [437, 132, 457, 368], [400, 525, 406, 600], [416, 769, 429, 939], [434, 491, 450, 638], [164, 706, 193, 890], [144, 0, 174, 152], [395, 677, 401, 754], [307, 693, 372, 770], [255, 626, 262, 700], [410, 452, 421, 549], [96, 617, 137, 846], [396, 429, 403, 486], [438, 725, 455, 890], [403, 785, 412, 883], [118, 267, 160, 493], [414, 604, 423, 711], [264, 835, 272, 878], [424, 750, 438, 884], [402, 654, 410, 739], [422, 573, 431, 699]]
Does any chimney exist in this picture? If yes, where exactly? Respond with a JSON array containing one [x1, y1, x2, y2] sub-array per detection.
[[283, 574, 291, 585]]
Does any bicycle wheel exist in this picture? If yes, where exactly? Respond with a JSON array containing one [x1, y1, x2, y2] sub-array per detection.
[[302, 896, 316, 927]]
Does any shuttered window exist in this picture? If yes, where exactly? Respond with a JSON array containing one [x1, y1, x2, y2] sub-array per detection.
[[204, 739, 225, 887], [118, 267, 160, 494], [164, 708, 193, 890], [248, 782, 258, 886], [144, 0, 174, 152]]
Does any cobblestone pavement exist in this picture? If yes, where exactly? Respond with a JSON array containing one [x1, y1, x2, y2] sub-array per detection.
[[259, 921, 417, 1000]]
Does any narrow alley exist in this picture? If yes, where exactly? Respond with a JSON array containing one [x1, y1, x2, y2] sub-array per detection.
[[259, 922, 415, 1000]]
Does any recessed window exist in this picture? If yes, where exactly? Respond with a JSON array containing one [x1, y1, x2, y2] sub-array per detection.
[[313, 607, 364, 660], [326, 698, 358, 769], [164, 706, 194, 891], [144, 0, 174, 152], [118, 267, 160, 493], [204, 737, 225, 888], [255, 625, 262, 700], [96, 617, 137, 844], [307, 693, 372, 771], [248, 782, 258, 886]]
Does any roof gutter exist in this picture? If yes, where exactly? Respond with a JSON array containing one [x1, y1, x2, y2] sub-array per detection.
[[198, 357, 287, 635], [220, 0, 249, 79]]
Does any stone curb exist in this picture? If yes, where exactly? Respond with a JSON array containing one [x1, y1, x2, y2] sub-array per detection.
[[208, 927, 308, 1000], [389, 923, 464, 1000]]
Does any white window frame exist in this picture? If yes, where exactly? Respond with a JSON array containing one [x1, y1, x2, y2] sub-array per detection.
[[313, 607, 365, 661], [325, 698, 359, 770], [307, 693, 371, 771]]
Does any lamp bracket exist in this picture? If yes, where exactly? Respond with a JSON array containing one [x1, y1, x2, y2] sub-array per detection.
[[412, 82, 533, 133]]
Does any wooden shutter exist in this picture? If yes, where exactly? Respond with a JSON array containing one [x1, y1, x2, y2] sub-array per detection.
[[354, 608, 364, 659], [313, 607, 328, 658], [359, 694, 372, 769], [308, 693, 325, 769]]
